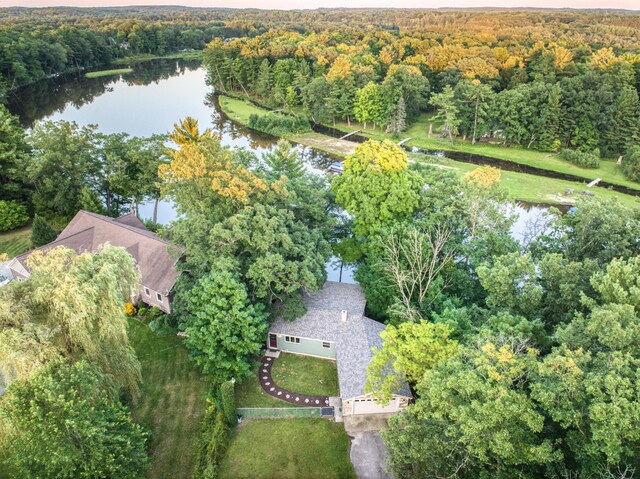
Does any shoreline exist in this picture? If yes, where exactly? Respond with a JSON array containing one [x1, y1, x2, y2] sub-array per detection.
[[217, 94, 640, 209]]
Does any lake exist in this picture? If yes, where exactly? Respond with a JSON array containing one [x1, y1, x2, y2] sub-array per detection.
[[7, 58, 552, 282]]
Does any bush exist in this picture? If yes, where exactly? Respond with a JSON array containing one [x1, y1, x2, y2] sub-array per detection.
[[219, 381, 237, 426], [622, 146, 640, 182], [193, 404, 230, 479], [31, 214, 58, 246], [0, 200, 29, 232], [248, 113, 311, 136], [124, 302, 137, 316], [559, 149, 600, 168]]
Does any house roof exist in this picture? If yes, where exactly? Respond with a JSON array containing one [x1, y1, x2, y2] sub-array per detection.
[[14, 211, 180, 294], [270, 281, 412, 401]]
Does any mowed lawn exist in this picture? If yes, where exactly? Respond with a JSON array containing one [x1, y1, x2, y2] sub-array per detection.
[[271, 353, 339, 397], [128, 319, 208, 479], [219, 418, 357, 479], [0, 226, 31, 257]]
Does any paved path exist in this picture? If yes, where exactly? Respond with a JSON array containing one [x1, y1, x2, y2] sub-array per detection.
[[259, 356, 330, 407], [350, 431, 393, 479]]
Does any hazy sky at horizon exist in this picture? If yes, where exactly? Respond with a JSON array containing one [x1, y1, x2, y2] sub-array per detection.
[[4, 1, 640, 11]]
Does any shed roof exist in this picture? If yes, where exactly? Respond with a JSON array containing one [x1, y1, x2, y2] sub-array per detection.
[[269, 281, 412, 401]]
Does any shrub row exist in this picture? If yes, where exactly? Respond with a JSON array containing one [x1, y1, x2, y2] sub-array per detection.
[[559, 149, 600, 168], [248, 113, 311, 136]]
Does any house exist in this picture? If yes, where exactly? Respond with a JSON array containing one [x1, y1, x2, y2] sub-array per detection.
[[5, 210, 180, 313], [268, 281, 412, 416]]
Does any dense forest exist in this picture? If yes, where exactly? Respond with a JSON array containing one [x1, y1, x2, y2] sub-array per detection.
[[204, 11, 640, 160]]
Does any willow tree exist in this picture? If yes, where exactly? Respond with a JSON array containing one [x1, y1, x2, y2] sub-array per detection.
[[0, 244, 141, 400]]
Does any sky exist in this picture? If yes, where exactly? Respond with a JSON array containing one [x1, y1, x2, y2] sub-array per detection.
[[4, 0, 640, 10]]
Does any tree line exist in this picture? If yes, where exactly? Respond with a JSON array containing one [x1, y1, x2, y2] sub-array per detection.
[[205, 25, 640, 162]]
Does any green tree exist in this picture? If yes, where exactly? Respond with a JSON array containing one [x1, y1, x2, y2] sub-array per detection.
[[0, 360, 149, 479], [455, 79, 495, 144], [366, 321, 458, 403], [430, 85, 460, 144], [353, 81, 385, 129], [302, 77, 333, 124], [622, 145, 640, 182], [0, 201, 28, 232], [30, 214, 58, 246], [183, 269, 268, 384], [261, 139, 305, 180], [331, 140, 421, 237], [27, 121, 98, 219], [384, 340, 558, 479], [255, 59, 272, 98], [0, 244, 141, 399], [0, 105, 30, 203]]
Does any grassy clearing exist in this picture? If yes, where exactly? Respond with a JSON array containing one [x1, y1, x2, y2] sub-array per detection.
[[128, 319, 208, 479], [85, 68, 133, 78], [113, 50, 204, 65], [331, 114, 640, 192], [219, 418, 357, 479], [271, 353, 339, 397], [220, 95, 640, 208], [235, 361, 300, 408], [219, 96, 355, 157], [415, 154, 640, 209], [0, 225, 31, 257]]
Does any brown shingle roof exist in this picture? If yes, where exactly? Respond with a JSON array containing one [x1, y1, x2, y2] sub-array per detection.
[[16, 211, 180, 294]]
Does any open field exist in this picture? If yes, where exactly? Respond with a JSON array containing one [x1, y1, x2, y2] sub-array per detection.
[[0, 226, 31, 258], [113, 50, 204, 65], [85, 68, 133, 78], [218, 96, 640, 208], [128, 320, 208, 479], [219, 418, 357, 479], [330, 113, 640, 192]]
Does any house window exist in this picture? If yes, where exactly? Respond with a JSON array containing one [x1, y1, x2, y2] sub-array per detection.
[[285, 336, 301, 344], [322, 342, 330, 348], [156, 292, 163, 303], [144, 287, 151, 297], [285, 336, 290, 342]]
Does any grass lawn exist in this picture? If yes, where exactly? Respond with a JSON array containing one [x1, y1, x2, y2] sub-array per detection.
[[271, 353, 339, 397], [0, 225, 31, 257], [85, 68, 133, 78], [128, 319, 208, 479], [219, 96, 356, 157], [331, 113, 640, 192], [219, 418, 357, 479], [416, 154, 640, 209], [235, 360, 300, 408], [113, 50, 204, 65]]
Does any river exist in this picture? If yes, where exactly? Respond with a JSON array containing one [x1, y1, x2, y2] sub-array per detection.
[[7, 58, 552, 281]]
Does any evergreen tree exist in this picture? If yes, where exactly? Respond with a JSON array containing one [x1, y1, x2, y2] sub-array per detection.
[[539, 82, 562, 151], [430, 85, 460, 144], [255, 59, 272, 98], [30, 214, 58, 246], [608, 86, 640, 154]]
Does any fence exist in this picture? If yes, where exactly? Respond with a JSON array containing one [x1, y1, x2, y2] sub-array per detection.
[[238, 407, 329, 418]]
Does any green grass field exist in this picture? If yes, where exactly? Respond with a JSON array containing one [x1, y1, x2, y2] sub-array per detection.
[[219, 418, 356, 479], [0, 226, 31, 258], [415, 153, 640, 209], [113, 50, 204, 65], [330, 113, 640, 192], [271, 353, 339, 397], [85, 68, 133, 78], [128, 320, 208, 479]]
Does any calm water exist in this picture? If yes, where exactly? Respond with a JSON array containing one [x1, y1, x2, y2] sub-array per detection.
[[8, 59, 351, 282], [8, 58, 553, 282]]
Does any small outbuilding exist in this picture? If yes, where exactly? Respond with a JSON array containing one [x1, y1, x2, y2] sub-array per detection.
[[268, 281, 412, 417]]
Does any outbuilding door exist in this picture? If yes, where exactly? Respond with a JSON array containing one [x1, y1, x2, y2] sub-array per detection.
[[269, 333, 278, 349], [352, 397, 399, 415]]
